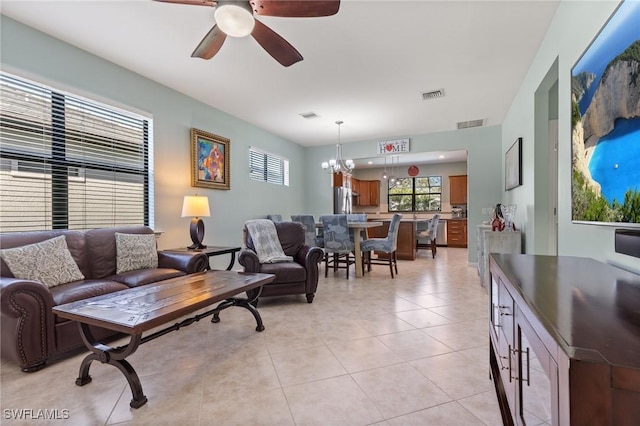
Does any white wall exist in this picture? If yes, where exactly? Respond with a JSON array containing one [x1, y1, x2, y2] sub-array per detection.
[[0, 16, 306, 269], [501, 0, 639, 273]]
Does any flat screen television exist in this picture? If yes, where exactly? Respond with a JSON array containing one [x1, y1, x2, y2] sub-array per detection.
[[570, 0, 640, 227]]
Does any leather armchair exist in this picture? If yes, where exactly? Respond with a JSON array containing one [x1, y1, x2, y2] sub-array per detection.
[[239, 221, 323, 305]]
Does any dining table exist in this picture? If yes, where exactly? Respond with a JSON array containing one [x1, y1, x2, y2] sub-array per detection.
[[317, 221, 383, 278]]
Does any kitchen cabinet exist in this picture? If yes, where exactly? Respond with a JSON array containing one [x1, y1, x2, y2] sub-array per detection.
[[355, 179, 380, 206], [446, 219, 467, 247], [489, 254, 640, 425], [332, 172, 351, 188], [351, 178, 360, 199], [367, 219, 416, 260], [449, 175, 467, 204]]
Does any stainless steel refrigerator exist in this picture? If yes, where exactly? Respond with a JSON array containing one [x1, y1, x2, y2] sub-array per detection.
[[333, 187, 352, 214]]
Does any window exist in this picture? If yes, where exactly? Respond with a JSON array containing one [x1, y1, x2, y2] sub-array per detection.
[[0, 72, 153, 232], [249, 147, 289, 186], [388, 176, 441, 212]]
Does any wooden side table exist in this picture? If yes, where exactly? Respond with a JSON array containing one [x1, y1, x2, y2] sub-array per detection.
[[164, 246, 241, 270]]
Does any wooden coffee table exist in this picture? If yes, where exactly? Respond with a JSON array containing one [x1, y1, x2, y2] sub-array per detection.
[[53, 270, 275, 408]]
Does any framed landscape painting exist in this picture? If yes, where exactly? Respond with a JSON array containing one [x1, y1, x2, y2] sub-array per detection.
[[571, 0, 640, 226], [191, 128, 230, 190]]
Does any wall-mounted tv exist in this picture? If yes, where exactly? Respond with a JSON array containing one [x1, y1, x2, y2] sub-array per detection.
[[571, 0, 640, 227]]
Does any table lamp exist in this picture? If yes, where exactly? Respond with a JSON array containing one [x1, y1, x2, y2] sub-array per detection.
[[181, 195, 211, 249]]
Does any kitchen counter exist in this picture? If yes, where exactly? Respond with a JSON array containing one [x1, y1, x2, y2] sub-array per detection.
[[367, 219, 417, 260], [362, 214, 465, 221]]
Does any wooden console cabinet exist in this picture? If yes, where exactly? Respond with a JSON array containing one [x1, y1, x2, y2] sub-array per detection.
[[489, 254, 640, 425]]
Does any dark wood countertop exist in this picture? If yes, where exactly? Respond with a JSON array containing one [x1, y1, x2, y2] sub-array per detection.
[[490, 253, 640, 369]]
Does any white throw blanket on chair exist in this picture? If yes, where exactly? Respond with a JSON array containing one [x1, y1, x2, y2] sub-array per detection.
[[246, 219, 293, 263]]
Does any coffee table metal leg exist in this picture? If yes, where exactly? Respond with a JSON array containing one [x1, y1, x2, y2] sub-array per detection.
[[75, 322, 148, 408], [211, 286, 265, 331]]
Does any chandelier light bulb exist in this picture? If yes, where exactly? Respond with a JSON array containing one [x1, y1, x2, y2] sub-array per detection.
[[320, 120, 354, 175]]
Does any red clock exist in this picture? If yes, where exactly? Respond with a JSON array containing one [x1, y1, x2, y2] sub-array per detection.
[[408, 165, 419, 176]]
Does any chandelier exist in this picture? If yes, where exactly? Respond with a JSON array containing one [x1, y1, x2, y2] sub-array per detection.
[[321, 120, 354, 174]]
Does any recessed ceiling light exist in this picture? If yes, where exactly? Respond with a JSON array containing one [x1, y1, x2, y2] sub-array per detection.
[[368, 161, 373, 165], [299, 112, 319, 119], [439, 155, 445, 159]]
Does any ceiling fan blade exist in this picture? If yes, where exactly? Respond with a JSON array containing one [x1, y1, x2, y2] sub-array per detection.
[[191, 25, 227, 59], [251, 0, 340, 17], [154, 0, 216, 6], [251, 19, 303, 67]]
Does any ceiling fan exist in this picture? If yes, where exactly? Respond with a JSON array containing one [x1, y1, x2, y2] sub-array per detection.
[[155, 0, 340, 67]]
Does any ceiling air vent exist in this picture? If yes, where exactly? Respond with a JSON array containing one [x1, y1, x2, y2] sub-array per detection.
[[421, 89, 445, 100], [299, 112, 319, 119], [457, 119, 485, 130]]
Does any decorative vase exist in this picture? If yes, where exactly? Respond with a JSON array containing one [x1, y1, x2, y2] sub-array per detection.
[[500, 204, 517, 231]]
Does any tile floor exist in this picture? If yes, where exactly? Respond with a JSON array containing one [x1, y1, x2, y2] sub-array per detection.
[[1, 247, 503, 425]]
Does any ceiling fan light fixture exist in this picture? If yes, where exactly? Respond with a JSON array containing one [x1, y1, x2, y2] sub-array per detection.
[[214, 1, 255, 37]]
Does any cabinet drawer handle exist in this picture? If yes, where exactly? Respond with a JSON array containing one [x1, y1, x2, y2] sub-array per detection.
[[498, 305, 511, 316], [523, 347, 530, 386], [508, 344, 513, 382], [499, 354, 509, 370]]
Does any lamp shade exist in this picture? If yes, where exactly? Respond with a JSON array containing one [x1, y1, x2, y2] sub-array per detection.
[[181, 195, 211, 218]]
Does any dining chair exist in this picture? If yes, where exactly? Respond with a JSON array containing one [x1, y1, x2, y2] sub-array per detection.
[[416, 214, 440, 258], [361, 213, 402, 278], [291, 214, 318, 247], [266, 214, 283, 222], [320, 214, 355, 278]]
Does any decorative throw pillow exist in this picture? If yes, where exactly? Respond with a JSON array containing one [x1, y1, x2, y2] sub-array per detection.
[[115, 233, 158, 274], [0, 235, 85, 288]]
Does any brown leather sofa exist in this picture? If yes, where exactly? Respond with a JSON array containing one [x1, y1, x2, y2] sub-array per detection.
[[239, 221, 323, 305], [0, 226, 208, 372]]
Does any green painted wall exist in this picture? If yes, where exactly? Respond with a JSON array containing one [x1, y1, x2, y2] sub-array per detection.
[[1, 15, 506, 267], [501, 1, 638, 273], [304, 126, 503, 264], [0, 16, 307, 269]]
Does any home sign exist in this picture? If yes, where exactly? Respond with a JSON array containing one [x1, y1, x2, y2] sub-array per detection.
[[377, 139, 410, 155]]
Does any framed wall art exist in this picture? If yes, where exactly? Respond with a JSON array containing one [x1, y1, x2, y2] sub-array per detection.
[[505, 137, 522, 191], [191, 128, 230, 190], [571, 0, 640, 226]]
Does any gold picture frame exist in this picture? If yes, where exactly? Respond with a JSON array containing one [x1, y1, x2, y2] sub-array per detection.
[[190, 128, 230, 190]]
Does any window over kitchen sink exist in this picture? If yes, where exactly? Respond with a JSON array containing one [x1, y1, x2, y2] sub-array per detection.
[[388, 176, 441, 212]]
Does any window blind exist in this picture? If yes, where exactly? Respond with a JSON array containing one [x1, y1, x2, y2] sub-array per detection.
[[249, 147, 289, 186], [0, 72, 152, 232]]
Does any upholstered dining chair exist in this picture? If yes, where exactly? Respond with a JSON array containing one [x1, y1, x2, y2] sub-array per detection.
[[361, 213, 403, 278], [266, 214, 283, 222], [320, 214, 355, 278], [416, 214, 440, 259], [291, 214, 318, 247]]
